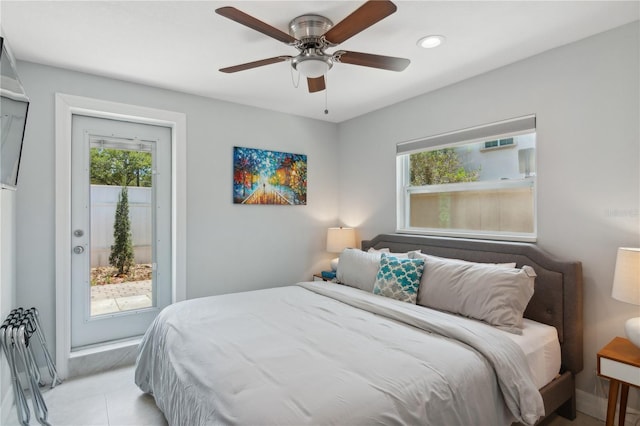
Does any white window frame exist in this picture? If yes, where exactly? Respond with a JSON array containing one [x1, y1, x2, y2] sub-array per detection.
[[396, 115, 537, 242]]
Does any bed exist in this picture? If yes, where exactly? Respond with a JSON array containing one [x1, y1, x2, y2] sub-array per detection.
[[135, 233, 583, 425]]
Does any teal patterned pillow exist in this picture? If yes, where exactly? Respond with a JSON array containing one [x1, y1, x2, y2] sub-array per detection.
[[373, 254, 425, 304]]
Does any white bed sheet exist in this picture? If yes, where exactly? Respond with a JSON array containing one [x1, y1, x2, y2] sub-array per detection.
[[505, 319, 561, 390]]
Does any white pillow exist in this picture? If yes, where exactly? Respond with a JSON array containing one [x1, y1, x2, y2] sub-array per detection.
[[336, 249, 382, 292], [410, 252, 516, 269], [415, 254, 536, 334]]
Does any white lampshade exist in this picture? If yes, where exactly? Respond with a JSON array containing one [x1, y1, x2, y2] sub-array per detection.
[[326, 227, 356, 271], [326, 227, 355, 253], [611, 247, 640, 347], [612, 248, 640, 305]]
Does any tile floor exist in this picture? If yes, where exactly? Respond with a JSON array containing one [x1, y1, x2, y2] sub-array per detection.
[[6, 366, 167, 426], [7, 364, 605, 425]]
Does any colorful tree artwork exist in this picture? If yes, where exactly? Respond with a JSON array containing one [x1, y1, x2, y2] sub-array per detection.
[[233, 147, 307, 205]]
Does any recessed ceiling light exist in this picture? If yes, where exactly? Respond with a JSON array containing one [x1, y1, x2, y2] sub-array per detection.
[[417, 35, 445, 49]]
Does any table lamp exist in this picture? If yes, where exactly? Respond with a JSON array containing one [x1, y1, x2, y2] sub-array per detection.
[[326, 227, 355, 271], [611, 247, 640, 347]]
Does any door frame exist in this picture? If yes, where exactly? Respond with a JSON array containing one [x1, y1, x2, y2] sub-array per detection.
[[55, 93, 186, 379]]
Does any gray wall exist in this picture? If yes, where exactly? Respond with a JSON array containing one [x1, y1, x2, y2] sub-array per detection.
[[14, 61, 340, 363], [0, 189, 17, 416], [337, 21, 640, 407]]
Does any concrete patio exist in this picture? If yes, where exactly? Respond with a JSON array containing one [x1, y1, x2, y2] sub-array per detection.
[[91, 280, 152, 315]]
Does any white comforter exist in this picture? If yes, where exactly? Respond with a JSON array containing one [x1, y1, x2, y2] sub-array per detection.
[[135, 282, 544, 426]]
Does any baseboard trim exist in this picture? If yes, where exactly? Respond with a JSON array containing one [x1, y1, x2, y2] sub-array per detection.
[[68, 337, 141, 378], [70, 336, 141, 358], [577, 389, 640, 426]]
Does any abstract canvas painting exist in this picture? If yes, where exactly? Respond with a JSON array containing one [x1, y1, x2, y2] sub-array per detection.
[[233, 146, 307, 205]]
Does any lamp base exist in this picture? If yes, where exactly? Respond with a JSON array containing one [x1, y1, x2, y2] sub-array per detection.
[[330, 257, 339, 271], [625, 317, 640, 348]]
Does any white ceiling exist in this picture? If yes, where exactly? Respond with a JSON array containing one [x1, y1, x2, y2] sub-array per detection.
[[1, 1, 638, 123]]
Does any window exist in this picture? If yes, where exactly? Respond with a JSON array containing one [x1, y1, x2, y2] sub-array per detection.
[[483, 138, 514, 150], [396, 115, 536, 241]]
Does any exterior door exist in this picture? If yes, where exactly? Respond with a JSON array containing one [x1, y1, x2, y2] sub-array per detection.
[[70, 114, 171, 349]]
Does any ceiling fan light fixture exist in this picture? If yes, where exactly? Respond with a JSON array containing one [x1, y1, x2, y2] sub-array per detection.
[[417, 35, 445, 49], [292, 55, 333, 78]]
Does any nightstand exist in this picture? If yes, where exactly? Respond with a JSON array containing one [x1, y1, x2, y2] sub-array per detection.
[[597, 337, 640, 426]]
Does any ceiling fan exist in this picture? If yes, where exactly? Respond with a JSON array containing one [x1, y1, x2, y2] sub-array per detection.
[[215, 0, 410, 93]]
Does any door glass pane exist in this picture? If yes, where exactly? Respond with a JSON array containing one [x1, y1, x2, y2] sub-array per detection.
[[89, 140, 154, 316]]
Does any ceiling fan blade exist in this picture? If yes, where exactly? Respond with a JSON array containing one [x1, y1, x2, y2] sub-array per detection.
[[335, 51, 409, 72], [216, 7, 297, 45], [323, 0, 397, 45], [220, 56, 291, 73], [307, 76, 326, 93]]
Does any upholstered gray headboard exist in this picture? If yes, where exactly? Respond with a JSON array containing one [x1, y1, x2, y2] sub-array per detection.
[[361, 233, 584, 375]]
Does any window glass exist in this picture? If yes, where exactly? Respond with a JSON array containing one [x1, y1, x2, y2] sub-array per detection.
[[483, 138, 514, 149], [397, 119, 536, 241]]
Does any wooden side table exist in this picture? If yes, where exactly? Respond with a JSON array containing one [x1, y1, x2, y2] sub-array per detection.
[[312, 273, 335, 282], [313, 273, 328, 282], [597, 337, 640, 426]]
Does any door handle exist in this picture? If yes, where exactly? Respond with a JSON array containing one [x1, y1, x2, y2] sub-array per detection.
[[73, 246, 85, 254]]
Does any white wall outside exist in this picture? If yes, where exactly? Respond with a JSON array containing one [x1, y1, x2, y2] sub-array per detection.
[[91, 185, 152, 267], [461, 133, 537, 181]]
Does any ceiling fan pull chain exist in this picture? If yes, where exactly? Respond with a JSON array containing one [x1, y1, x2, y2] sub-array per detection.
[[324, 72, 329, 115]]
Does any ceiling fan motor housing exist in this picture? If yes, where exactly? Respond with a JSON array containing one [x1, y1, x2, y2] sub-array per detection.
[[289, 14, 333, 41], [289, 14, 335, 77]]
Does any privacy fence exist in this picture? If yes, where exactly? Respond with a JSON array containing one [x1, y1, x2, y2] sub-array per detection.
[[90, 185, 152, 267]]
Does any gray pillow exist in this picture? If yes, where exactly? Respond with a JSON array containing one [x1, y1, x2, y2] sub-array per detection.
[[415, 254, 536, 334], [367, 248, 421, 257]]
